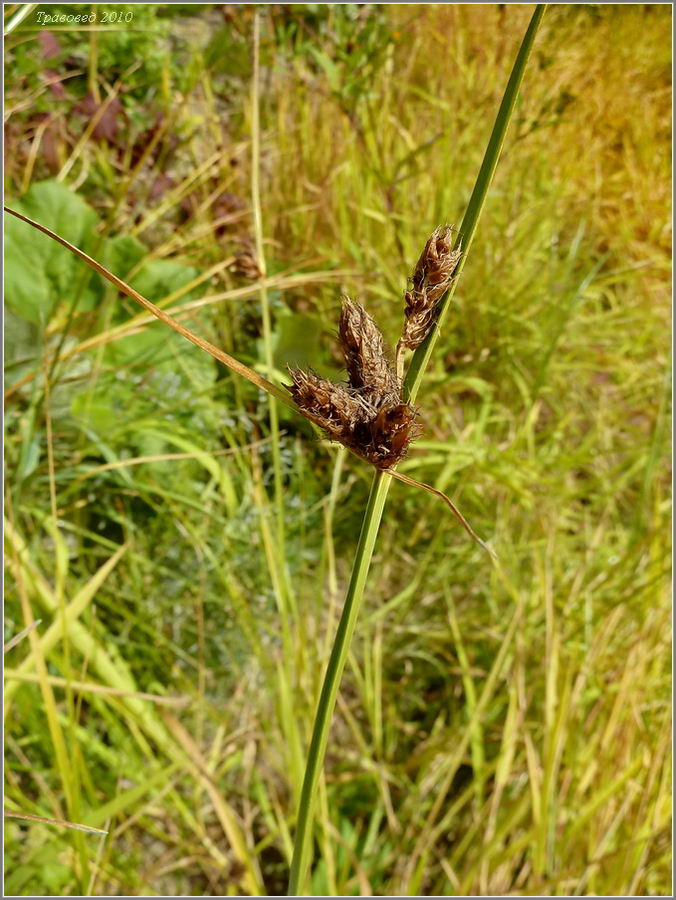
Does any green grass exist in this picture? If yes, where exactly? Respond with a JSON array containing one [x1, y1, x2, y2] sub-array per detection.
[[4, 4, 671, 896]]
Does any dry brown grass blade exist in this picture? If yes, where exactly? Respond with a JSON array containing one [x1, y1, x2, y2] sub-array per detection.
[[4, 670, 191, 707], [4, 268, 351, 402], [4, 808, 108, 836], [159, 709, 263, 896], [4, 619, 42, 654], [3, 206, 293, 407], [71, 437, 273, 484]]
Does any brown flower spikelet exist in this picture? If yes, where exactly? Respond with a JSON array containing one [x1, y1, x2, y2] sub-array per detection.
[[286, 368, 366, 441], [361, 402, 422, 469], [339, 297, 401, 404], [287, 367, 420, 469], [286, 297, 420, 469], [230, 237, 262, 280], [402, 225, 462, 351]]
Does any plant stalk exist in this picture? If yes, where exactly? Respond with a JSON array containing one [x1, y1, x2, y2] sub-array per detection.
[[252, 11, 289, 561], [287, 6, 545, 894], [287, 469, 391, 895]]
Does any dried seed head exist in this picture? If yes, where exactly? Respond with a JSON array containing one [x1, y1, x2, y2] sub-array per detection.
[[400, 226, 462, 352], [275, 243, 486, 550], [286, 368, 419, 469], [364, 402, 423, 469], [286, 297, 420, 469], [286, 368, 367, 440], [339, 297, 401, 405]]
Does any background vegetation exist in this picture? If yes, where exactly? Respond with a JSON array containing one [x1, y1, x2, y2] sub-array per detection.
[[4, 4, 671, 896]]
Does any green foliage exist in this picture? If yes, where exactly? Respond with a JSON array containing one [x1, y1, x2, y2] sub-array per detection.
[[275, 4, 395, 103], [8, 5, 174, 100], [5, 181, 99, 324], [94, 5, 172, 92], [4, 830, 74, 896], [204, 25, 252, 78]]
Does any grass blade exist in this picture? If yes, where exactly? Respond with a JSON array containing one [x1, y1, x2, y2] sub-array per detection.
[[3, 3, 37, 36], [4, 619, 42, 654], [4, 809, 108, 836]]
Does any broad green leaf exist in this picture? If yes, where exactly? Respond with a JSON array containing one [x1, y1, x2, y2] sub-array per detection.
[[5, 180, 99, 324]]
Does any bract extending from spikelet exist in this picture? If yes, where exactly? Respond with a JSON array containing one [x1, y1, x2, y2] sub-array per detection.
[[400, 225, 462, 353]]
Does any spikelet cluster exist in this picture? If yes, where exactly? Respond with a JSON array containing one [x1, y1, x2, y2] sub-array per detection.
[[287, 227, 459, 469], [285, 228, 492, 554], [287, 298, 419, 469]]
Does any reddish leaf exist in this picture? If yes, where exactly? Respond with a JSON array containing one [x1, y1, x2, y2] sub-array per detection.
[[213, 191, 246, 217], [41, 118, 63, 174], [212, 191, 246, 235], [129, 112, 167, 168], [92, 97, 123, 142], [38, 30, 60, 59], [72, 93, 124, 143], [72, 93, 97, 117]]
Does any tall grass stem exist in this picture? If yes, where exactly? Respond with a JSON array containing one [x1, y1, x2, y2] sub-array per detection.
[[404, 5, 545, 404], [252, 12, 290, 572]]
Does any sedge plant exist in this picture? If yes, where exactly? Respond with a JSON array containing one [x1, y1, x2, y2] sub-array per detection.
[[4, 5, 546, 894], [286, 7, 545, 894]]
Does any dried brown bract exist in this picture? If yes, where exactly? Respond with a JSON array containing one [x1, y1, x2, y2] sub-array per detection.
[[287, 298, 419, 469], [398, 226, 462, 364]]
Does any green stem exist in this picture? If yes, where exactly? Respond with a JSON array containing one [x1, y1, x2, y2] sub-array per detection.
[[288, 470, 391, 896], [287, 6, 545, 895]]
